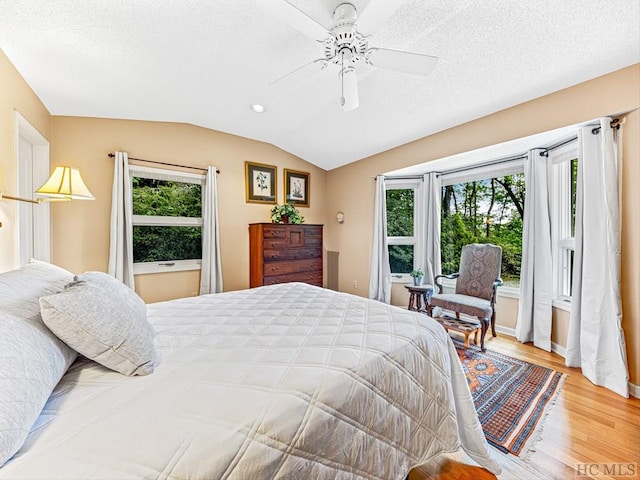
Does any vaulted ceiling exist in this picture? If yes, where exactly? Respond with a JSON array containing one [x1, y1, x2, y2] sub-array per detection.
[[1, 0, 638, 170]]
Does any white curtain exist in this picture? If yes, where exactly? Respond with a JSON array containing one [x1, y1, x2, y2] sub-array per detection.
[[108, 151, 135, 289], [369, 175, 391, 303], [199, 166, 223, 295], [423, 172, 441, 286], [515, 148, 553, 351], [566, 119, 628, 397]]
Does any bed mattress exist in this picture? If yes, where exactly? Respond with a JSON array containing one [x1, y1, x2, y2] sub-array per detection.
[[1, 283, 500, 479]]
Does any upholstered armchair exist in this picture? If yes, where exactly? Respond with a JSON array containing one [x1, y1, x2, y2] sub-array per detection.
[[427, 243, 503, 351]]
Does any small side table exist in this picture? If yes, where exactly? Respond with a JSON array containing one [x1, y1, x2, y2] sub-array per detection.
[[404, 284, 433, 312]]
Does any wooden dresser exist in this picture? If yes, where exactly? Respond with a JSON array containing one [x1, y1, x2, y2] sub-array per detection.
[[249, 223, 323, 288]]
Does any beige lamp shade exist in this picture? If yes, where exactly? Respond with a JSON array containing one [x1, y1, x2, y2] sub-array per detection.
[[36, 166, 94, 200]]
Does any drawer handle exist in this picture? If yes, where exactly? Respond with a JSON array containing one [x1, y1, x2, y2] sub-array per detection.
[[159, 262, 175, 267]]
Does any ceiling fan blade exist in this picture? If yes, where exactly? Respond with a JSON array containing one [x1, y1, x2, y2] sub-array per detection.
[[269, 59, 328, 88], [355, 0, 404, 36], [365, 48, 438, 76], [340, 68, 359, 112], [256, 0, 330, 41]]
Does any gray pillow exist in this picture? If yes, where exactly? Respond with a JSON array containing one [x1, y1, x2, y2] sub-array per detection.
[[40, 272, 155, 376]]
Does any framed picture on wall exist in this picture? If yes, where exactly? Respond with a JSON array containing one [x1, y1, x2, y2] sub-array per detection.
[[284, 169, 310, 207], [245, 161, 277, 204]]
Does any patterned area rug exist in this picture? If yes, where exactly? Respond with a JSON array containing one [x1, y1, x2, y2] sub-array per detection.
[[453, 340, 566, 456]]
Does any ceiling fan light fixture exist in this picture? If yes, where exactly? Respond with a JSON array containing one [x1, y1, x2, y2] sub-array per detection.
[[250, 104, 266, 113], [340, 67, 359, 111]]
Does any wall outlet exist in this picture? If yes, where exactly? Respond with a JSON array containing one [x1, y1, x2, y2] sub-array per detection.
[[352, 280, 358, 289]]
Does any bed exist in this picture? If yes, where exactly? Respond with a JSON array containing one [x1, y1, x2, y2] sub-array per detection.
[[0, 262, 500, 479]]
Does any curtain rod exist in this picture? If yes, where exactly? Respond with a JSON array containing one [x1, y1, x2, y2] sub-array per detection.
[[591, 117, 620, 135], [379, 154, 527, 180], [381, 118, 621, 179], [435, 154, 527, 177], [107, 153, 220, 174], [540, 118, 620, 157], [539, 136, 577, 157]]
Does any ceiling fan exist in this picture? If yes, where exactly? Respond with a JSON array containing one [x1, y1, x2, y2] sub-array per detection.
[[257, 0, 439, 111]]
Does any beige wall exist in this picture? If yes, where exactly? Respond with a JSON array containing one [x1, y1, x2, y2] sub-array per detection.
[[0, 50, 51, 271], [326, 65, 640, 385], [49, 117, 328, 302]]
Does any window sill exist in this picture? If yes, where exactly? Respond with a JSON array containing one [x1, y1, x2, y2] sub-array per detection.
[[497, 287, 520, 299], [552, 299, 572, 312], [438, 278, 521, 300], [391, 275, 411, 284], [134, 260, 202, 275]]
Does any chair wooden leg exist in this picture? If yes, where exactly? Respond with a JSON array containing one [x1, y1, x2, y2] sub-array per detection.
[[464, 332, 470, 348], [426, 303, 433, 316], [479, 317, 489, 352], [473, 329, 478, 345], [491, 309, 497, 337]]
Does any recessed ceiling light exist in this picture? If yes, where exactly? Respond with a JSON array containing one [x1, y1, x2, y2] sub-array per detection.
[[250, 104, 266, 113]]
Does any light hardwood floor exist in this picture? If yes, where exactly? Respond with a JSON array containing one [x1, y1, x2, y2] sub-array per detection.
[[409, 333, 640, 480]]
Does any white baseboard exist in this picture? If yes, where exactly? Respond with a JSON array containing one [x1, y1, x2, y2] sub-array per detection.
[[629, 382, 640, 399], [494, 326, 568, 358], [494, 325, 515, 337], [551, 342, 566, 357]]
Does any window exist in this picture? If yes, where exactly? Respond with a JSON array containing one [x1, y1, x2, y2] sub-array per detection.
[[440, 163, 525, 289], [385, 180, 423, 281], [383, 138, 578, 300], [130, 166, 204, 274], [550, 143, 578, 303]]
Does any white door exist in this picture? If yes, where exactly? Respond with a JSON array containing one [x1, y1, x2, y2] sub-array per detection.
[[16, 113, 50, 266]]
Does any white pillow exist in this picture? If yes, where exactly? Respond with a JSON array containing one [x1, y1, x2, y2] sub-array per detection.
[[40, 272, 155, 377], [0, 260, 74, 320], [0, 262, 77, 467]]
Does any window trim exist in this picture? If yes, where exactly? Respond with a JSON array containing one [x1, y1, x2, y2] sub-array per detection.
[[440, 157, 525, 187], [130, 165, 205, 275], [549, 142, 578, 303], [134, 259, 202, 275], [438, 276, 520, 298], [385, 179, 424, 283]]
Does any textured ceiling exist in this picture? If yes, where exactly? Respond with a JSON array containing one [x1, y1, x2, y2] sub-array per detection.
[[1, 0, 638, 170]]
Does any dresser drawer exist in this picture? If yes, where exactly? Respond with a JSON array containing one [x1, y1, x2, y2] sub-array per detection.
[[303, 226, 322, 237], [266, 237, 318, 248], [263, 258, 322, 277], [263, 239, 286, 249], [263, 271, 323, 286], [263, 247, 322, 262], [304, 237, 321, 247], [262, 226, 286, 238]]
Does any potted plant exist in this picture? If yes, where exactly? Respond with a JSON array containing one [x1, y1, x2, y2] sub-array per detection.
[[410, 269, 424, 286], [270, 203, 304, 224]]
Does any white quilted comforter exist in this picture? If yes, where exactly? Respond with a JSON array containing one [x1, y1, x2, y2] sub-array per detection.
[[1, 283, 500, 479]]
